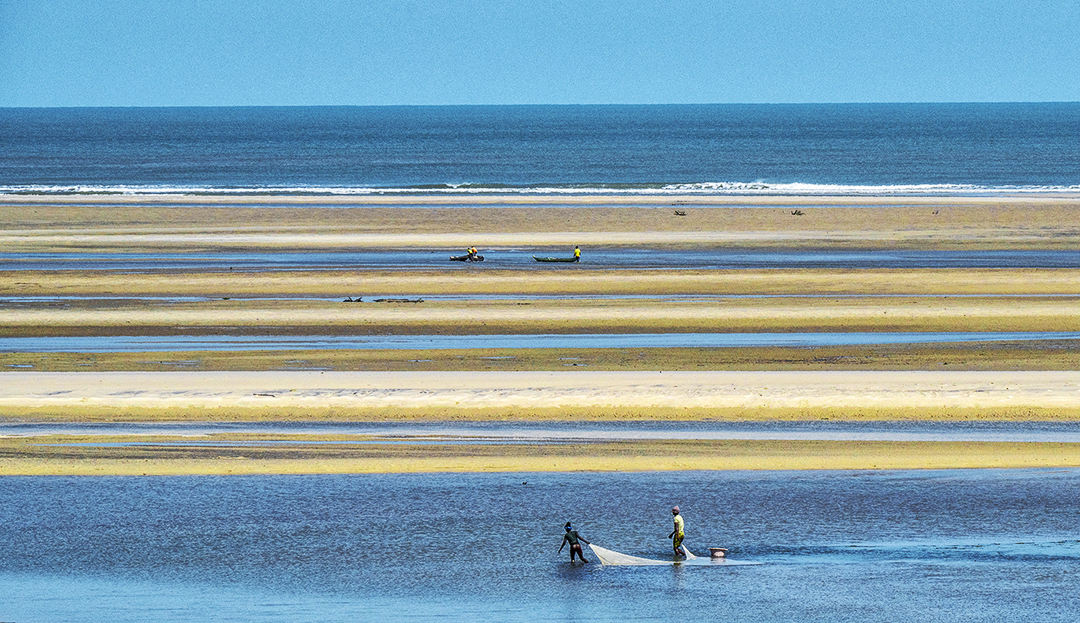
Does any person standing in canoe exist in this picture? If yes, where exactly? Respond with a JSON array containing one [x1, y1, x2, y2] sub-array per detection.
[[668, 506, 685, 556], [559, 522, 591, 562], [573, 246, 581, 262]]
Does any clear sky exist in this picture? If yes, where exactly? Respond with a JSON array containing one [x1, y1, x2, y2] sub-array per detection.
[[2, 0, 1078, 107]]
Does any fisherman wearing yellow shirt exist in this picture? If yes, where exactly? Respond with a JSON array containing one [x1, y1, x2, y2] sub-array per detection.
[[668, 506, 685, 556]]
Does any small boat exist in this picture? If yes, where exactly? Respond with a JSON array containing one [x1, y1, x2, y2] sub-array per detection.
[[450, 254, 484, 262], [532, 255, 578, 263]]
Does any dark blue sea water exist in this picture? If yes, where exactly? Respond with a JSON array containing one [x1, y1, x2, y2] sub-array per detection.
[[2, 103, 1079, 195], [3, 470, 1079, 622]]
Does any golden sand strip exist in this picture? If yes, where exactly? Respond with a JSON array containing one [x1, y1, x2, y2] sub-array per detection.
[[2, 438, 1079, 476], [2, 196, 1080, 251], [10, 229, 1077, 250], [6, 343, 1080, 374], [4, 371, 1080, 421], [8, 268, 1080, 298], [4, 295, 1080, 335]]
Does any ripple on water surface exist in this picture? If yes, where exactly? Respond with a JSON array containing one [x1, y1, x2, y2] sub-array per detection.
[[2, 469, 1080, 622]]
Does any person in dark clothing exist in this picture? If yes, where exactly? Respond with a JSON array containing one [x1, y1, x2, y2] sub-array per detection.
[[559, 522, 591, 562]]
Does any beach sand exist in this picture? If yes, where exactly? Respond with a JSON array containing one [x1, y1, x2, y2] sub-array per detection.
[[4, 195, 1080, 474], [4, 193, 1080, 251], [5, 370, 1080, 421], [3, 370, 1080, 475], [4, 438, 1079, 476]]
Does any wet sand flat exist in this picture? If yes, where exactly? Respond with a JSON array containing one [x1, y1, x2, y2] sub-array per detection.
[[4, 370, 1080, 421], [3, 436, 1079, 476], [2, 194, 1080, 251], [4, 195, 1080, 474], [4, 291, 1080, 335], [5, 267, 1080, 373], [9, 267, 1080, 297]]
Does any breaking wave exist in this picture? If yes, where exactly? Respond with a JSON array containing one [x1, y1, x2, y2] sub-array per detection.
[[3, 182, 1078, 197]]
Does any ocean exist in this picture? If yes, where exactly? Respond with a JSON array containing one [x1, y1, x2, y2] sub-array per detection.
[[2, 103, 1079, 195], [3, 469, 1080, 622]]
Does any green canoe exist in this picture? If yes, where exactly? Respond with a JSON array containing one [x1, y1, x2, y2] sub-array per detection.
[[532, 255, 579, 263]]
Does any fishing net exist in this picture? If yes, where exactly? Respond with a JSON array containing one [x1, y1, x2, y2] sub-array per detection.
[[589, 543, 698, 566]]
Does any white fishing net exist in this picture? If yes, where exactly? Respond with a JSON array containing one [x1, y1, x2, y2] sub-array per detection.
[[589, 543, 698, 566]]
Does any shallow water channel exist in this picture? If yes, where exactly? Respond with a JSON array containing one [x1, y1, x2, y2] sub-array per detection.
[[3, 468, 1079, 622], [4, 331, 1080, 354], [6, 420, 1080, 444], [7, 248, 1080, 271]]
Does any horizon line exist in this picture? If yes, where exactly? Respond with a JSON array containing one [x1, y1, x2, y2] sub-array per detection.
[[3, 101, 1080, 111]]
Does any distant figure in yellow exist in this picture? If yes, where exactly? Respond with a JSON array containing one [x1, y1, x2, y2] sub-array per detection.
[[573, 246, 581, 262], [668, 506, 685, 556]]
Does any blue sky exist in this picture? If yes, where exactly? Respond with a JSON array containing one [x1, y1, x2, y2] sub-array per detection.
[[2, 0, 1078, 107]]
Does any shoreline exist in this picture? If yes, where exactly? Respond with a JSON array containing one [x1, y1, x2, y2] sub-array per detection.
[[5, 192, 1080, 204]]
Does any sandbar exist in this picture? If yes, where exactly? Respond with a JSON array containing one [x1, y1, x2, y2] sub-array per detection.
[[4, 370, 1080, 421], [3, 437, 1079, 476], [5, 195, 1080, 475], [4, 370, 1080, 474], [3, 194, 1080, 251]]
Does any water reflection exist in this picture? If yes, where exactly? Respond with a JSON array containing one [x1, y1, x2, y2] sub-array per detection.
[[6, 248, 1080, 271], [6, 420, 1080, 443], [4, 331, 1080, 353]]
